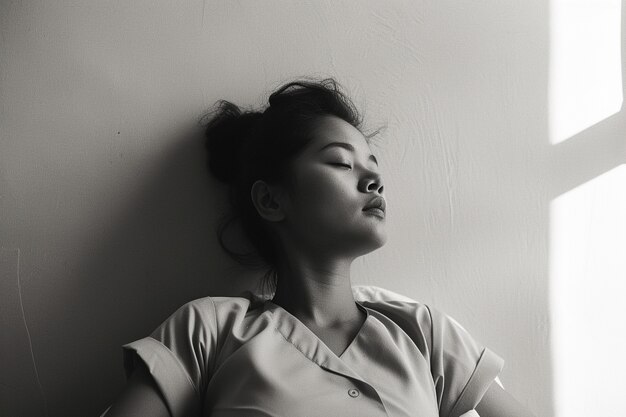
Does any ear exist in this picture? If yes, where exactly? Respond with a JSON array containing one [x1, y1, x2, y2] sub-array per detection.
[[250, 179, 287, 222]]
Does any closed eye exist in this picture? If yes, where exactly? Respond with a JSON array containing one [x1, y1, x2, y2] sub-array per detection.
[[330, 163, 352, 169]]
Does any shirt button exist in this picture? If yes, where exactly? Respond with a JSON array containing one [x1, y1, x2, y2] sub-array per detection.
[[348, 388, 360, 398]]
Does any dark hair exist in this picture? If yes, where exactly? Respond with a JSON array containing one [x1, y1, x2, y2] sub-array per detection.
[[201, 77, 381, 297]]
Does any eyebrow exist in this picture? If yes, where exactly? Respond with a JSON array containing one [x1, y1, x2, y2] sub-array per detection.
[[318, 142, 378, 166]]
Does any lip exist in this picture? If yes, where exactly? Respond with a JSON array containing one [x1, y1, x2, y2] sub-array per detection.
[[363, 207, 385, 218], [363, 196, 386, 213]]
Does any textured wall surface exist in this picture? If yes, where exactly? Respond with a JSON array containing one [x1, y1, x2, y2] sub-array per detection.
[[1, 1, 624, 416]]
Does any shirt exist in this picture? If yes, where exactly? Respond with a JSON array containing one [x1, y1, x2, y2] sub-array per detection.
[[119, 285, 504, 417]]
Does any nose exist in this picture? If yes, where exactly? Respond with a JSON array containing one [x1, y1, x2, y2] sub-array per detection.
[[359, 172, 384, 195]]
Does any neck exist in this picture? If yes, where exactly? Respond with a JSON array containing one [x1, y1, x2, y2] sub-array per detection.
[[270, 261, 363, 328]]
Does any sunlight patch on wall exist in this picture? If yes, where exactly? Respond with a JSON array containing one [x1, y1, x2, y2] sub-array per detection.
[[549, 0, 622, 145], [549, 164, 626, 416]]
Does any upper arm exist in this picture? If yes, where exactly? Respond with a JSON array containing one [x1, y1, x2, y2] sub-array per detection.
[[119, 298, 219, 416], [104, 362, 171, 417], [475, 381, 536, 417], [425, 304, 506, 417]]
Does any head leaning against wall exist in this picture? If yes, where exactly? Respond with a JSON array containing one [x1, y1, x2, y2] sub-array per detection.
[[201, 77, 386, 297]]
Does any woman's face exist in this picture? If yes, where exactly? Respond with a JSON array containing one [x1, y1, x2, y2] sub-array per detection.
[[277, 115, 387, 258]]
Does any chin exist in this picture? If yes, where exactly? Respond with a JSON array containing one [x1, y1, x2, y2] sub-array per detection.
[[372, 234, 388, 249], [359, 231, 388, 254]]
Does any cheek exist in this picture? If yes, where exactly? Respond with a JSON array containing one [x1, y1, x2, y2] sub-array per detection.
[[307, 177, 355, 210], [305, 192, 359, 229], [289, 168, 359, 219]]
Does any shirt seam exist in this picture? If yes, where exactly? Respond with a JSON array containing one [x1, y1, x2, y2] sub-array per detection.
[[424, 303, 442, 409], [424, 304, 435, 361], [208, 297, 219, 384], [144, 336, 202, 397]]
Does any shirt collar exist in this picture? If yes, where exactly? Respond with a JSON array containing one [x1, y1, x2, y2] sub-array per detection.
[[262, 296, 372, 378]]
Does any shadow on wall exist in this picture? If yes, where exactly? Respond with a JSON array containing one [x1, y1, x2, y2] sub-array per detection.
[[0, 124, 259, 417]]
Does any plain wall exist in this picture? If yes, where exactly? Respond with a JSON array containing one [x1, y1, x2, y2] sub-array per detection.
[[2, 1, 625, 416]]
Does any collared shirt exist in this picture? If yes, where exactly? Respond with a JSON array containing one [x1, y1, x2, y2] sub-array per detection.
[[120, 285, 504, 417]]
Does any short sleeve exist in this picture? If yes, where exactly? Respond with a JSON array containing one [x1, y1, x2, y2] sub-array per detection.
[[122, 297, 218, 417], [427, 304, 505, 417]]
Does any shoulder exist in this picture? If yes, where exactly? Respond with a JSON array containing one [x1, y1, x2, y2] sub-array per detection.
[[352, 285, 435, 351], [352, 285, 487, 343], [180, 293, 252, 312], [160, 293, 259, 337], [352, 284, 462, 328], [352, 284, 433, 321], [352, 284, 423, 304], [351, 285, 477, 355], [353, 285, 506, 417]]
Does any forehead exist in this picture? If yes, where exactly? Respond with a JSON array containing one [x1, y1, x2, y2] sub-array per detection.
[[305, 115, 371, 155]]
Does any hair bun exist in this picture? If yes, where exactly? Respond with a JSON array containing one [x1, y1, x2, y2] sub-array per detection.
[[203, 100, 263, 185]]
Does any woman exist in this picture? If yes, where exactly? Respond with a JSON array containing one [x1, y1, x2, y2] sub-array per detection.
[[103, 78, 535, 417]]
